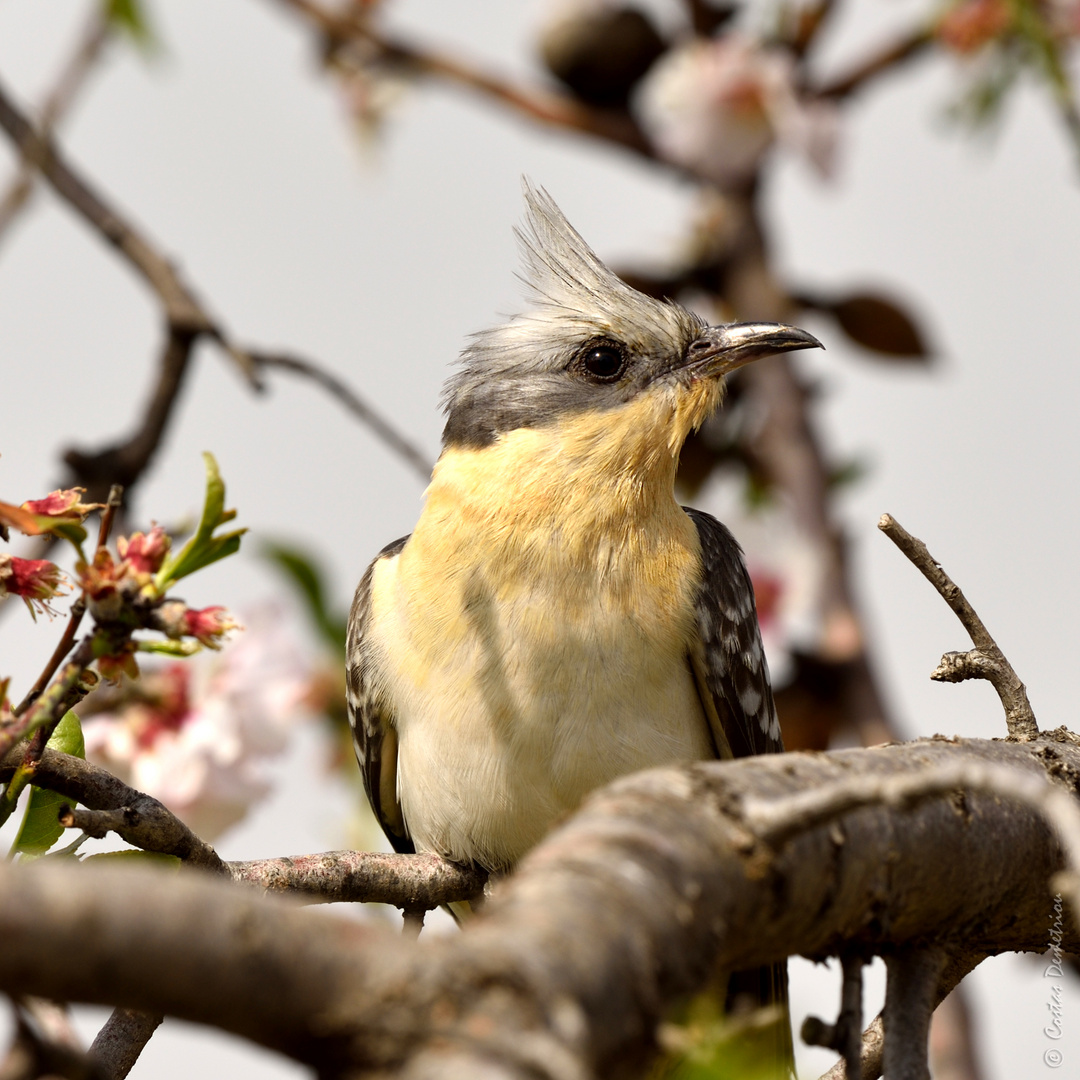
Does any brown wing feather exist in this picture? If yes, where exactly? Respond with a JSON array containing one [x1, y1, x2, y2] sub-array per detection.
[[345, 535, 413, 855]]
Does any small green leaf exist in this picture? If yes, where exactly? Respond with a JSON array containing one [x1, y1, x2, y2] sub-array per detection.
[[155, 453, 247, 591], [103, 0, 158, 50], [12, 711, 85, 859]]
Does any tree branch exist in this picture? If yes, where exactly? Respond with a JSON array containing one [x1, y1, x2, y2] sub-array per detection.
[[88, 1010, 162, 1080], [0, 8, 111, 245], [228, 849, 486, 909], [878, 513, 1038, 740], [0, 736, 1075, 1077], [0, 74, 429, 490], [249, 351, 432, 480], [816, 30, 933, 100], [272, 0, 653, 158], [0, 746, 224, 872]]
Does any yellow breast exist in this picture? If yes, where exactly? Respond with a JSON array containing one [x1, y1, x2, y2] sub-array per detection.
[[368, 394, 714, 869]]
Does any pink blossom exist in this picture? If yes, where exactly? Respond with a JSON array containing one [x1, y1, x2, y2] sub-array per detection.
[[634, 34, 837, 190], [22, 488, 96, 519], [117, 526, 171, 576], [182, 606, 241, 649], [82, 607, 314, 840], [0, 553, 67, 618]]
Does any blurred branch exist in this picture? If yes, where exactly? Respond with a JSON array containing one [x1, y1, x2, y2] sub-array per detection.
[[0, 74, 214, 336], [251, 351, 433, 479], [0, 7, 111, 246], [0, 73, 429, 493], [272, 0, 653, 155], [816, 29, 933, 100]]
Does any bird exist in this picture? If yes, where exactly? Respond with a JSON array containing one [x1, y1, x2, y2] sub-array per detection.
[[346, 181, 822, 1073]]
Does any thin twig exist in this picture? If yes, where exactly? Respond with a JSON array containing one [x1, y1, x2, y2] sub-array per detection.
[[251, 352, 432, 479], [95, 485, 124, 552], [14, 597, 86, 717], [0, 75, 213, 335], [0, 85, 431, 490], [0, 8, 111, 245], [878, 513, 1038, 739]]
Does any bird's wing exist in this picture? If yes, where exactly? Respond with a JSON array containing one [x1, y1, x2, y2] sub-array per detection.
[[346, 535, 414, 855], [685, 507, 794, 1077], [683, 506, 784, 760]]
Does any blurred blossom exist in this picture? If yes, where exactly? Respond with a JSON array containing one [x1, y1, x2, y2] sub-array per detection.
[[633, 33, 837, 190], [1046, 0, 1080, 37], [83, 606, 314, 840], [0, 554, 67, 618], [937, 0, 1012, 53], [21, 488, 101, 521]]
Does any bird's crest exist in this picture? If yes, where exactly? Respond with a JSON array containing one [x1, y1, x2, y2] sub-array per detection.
[[512, 180, 692, 341], [440, 181, 703, 447]]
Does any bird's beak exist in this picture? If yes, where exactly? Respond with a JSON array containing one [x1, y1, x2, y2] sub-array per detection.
[[683, 322, 823, 378]]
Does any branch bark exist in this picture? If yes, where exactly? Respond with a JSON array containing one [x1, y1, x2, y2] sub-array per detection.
[[0, 735, 1075, 1078]]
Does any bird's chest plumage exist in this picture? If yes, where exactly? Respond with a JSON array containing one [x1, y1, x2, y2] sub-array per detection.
[[366, 425, 712, 870]]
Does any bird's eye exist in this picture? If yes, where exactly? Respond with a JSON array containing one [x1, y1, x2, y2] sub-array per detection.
[[577, 342, 626, 382]]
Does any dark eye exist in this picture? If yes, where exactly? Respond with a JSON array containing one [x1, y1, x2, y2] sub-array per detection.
[[577, 342, 626, 382]]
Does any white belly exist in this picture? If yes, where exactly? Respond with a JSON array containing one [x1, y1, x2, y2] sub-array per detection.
[[368, 546, 712, 871]]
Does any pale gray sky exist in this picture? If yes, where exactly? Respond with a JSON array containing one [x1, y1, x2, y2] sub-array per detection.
[[1, 1, 1078, 1076]]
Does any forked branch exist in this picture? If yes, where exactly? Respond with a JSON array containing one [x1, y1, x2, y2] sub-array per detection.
[[878, 513, 1038, 740]]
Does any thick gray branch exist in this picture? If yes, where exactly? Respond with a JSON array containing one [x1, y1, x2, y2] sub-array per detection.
[[0, 736, 1076, 1078]]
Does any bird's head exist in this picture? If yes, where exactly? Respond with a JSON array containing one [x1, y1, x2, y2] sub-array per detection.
[[442, 183, 821, 461]]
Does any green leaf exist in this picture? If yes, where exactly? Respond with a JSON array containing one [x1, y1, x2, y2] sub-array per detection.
[[103, 0, 158, 50], [262, 541, 348, 653], [12, 711, 85, 859], [154, 453, 246, 592]]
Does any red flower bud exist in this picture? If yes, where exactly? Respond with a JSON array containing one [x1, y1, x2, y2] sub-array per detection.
[[182, 606, 241, 648], [118, 525, 171, 576]]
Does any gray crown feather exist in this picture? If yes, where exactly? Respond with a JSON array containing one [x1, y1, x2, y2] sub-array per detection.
[[440, 180, 702, 447]]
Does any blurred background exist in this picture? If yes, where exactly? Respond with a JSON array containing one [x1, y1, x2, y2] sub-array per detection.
[[1, 0, 1079, 1076]]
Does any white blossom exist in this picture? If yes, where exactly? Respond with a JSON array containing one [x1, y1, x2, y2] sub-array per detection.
[[634, 33, 837, 190], [83, 606, 314, 841]]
